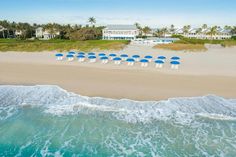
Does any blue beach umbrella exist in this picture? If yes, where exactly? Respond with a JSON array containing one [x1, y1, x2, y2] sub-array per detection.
[[140, 59, 149, 67], [88, 56, 96, 59], [99, 53, 106, 56], [66, 54, 74, 58], [155, 60, 165, 64], [55, 53, 63, 57], [78, 52, 85, 55], [158, 56, 166, 60], [140, 59, 149, 63], [170, 61, 180, 69], [155, 60, 165, 68], [68, 51, 76, 55], [100, 56, 109, 64], [144, 55, 153, 59], [132, 55, 140, 58], [126, 58, 135, 62], [171, 56, 180, 60], [113, 57, 122, 61], [109, 53, 117, 57], [77, 55, 85, 58], [126, 58, 135, 66], [120, 54, 128, 58], [170, 61, 180, 65], [113, 57, 122, 65], [88, 52, 95, 56], [100, 56, 109, 60]]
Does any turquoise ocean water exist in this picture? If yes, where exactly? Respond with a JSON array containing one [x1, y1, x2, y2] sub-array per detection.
[[0, 85, 236, 156]]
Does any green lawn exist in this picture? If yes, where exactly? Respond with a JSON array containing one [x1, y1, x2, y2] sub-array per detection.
[[0, 39, 130, 52]]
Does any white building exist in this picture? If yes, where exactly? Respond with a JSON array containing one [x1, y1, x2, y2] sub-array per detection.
[[174, 28, 232, 40], [36, 27, 60, 40], [103, 25, 139, 40], [0, 25, 6, 38]]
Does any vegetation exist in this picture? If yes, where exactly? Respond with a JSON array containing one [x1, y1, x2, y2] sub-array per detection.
[[173, 36, 236, 47], [154, 43, 207, 51], [155, 34, 236, 52], [0, 18, 102, 40], [88, 17, 96, 27], [0, 39, 130, 52]]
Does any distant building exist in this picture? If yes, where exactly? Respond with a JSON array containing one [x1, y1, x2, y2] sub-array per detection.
[[15, 30, 22, 36], [102, 25, 139, 40], [0, 25, 6, 38], [36, 27, 60, 40], [174, 28, 232, 40]]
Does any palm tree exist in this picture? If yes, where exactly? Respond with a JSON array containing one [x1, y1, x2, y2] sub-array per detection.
[[155, 29, 162, 37], [183, 25, 191, 35], [202, 24, 208, 30], [224, 25, 232, 30], [161, 27, 169, 37], [230, 26, 236, 36], [170, 24, 175, 33], [142, 26, 151, 36], [207, 26, 218, 39], [196, 28, 202, 34], [88, 17, 96, 27], [0, 20, 10, 38], [134, 22, 142, 36]]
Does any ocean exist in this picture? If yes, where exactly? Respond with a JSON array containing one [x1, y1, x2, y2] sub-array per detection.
[[0, 85, 236, 157]]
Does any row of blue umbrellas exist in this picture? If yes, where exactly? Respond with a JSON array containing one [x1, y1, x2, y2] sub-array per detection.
[[57, 52, 180, 61]]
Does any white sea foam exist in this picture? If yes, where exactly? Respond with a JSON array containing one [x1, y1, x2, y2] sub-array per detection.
[[0, 85, 236, 124]]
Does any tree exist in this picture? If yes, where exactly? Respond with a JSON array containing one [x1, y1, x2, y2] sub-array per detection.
[[88, 17, 96, 27], [43, 23, 60, 38], [69, 27, 102, 40], [170, 24, 175, 33], [134, 22, 143, 36], [230, 26, 236, 35], [161, 27, 169, 37], [196, 28, 202, 34], [142, 26, 151, 36], [155, 28, 168, 37], [207, 26, 218, 39], [202, 24, 208, 30], [183, 25, 191, 34], [224, 25, 232, 30]]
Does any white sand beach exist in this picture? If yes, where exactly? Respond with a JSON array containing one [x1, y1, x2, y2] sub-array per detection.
[[0, 45, 236, 100]]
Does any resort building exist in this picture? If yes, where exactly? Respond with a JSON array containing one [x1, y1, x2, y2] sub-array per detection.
[[174, 28, 232, 40], [36, 27, 60, 40], [0, 25, 6, 38], [102, 25, 139, 40]]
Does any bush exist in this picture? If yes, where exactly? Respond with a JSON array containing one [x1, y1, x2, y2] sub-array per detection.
[[231, 36, 236, 40], [69, 28, 102, 40], [171, 34, 184, 39]]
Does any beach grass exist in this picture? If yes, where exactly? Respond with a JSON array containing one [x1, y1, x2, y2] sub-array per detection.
[[154, 43, 207, 51], [0, 39, 130, 52], [154, 37, 236, 51]]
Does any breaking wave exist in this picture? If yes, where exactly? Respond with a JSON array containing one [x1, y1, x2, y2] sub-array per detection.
[[1, 85, 236, 124], [1, 85, 236, 156]]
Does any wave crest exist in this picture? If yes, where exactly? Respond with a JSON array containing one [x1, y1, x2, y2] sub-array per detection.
[[0, 85, 236, 124]]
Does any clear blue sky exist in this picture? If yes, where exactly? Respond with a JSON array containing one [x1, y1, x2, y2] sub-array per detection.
[[1, 0, 236, 27]]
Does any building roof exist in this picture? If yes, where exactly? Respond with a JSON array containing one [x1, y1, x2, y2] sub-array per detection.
[[104, 25, 138, 30]]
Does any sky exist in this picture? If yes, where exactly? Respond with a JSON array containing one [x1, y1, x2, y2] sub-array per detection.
[[0, 0, 236, 27]]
